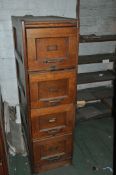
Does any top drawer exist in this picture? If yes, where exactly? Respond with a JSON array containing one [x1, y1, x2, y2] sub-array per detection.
[[26, 27, 78, 71]]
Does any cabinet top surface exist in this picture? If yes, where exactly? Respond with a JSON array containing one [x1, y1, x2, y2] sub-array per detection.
[[12, 16, 78, 27]]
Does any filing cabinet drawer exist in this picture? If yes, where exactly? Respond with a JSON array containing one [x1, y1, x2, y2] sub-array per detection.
[[32, 134, 72, 168], [29, 69, 76, 108], [26, 27, 77, 71], [31, 104, 75, 139]]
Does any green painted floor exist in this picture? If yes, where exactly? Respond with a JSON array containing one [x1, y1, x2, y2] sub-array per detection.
[[9, 116, 113, 175]]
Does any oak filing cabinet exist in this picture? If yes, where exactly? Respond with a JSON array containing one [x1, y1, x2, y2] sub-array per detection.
[[12, 16, 79, 173], [0, 90, 8, 175]]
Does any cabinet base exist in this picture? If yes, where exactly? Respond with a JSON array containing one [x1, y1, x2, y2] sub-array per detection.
[[33, 159, 72, 173]]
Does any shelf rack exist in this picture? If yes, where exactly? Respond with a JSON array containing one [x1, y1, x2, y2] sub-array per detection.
[[77, 34, 116, 120]]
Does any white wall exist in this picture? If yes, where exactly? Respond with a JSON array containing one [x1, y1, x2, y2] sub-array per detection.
[[0, 0, 116, 105], [80, 0, 116, 35], [78, 0, 116, 89], [0, 0, 77, 105]]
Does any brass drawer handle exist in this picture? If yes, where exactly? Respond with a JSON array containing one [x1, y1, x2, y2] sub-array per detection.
[[48, 118, 56, 123], [40, 97, 64, 105], [42, 153, 65, 161], [49, 98, 63, 103], [46, 155, 62, 161], [44, 58, 64, 64], [47, 128, 61, 135]]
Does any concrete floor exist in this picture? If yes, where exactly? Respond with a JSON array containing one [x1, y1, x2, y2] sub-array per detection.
[[9, 116, 113, 175]]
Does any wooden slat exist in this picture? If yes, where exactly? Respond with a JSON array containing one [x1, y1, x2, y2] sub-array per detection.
[[80, 34, 116, 43], [77, 90, 96, 101], [78, 70, 115, 84], [78, 53, 116, 64], [77, 86, 113, 101], [77, 102, 111, 120], [92, 86, 113, 99]]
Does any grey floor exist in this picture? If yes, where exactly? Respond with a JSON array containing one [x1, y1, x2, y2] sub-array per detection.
[[9, 116, 113, 175]]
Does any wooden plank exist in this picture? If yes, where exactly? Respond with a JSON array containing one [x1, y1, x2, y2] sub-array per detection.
[[77, 102, 111, 120], [77, 86, 113, 101], [77, 90, 96, 101], [80, 34, 116, 43], [92, 87, 113, 99], [77, 105, 102, 120], [78, 70, 115, 84], [78, 53, 115, 64]]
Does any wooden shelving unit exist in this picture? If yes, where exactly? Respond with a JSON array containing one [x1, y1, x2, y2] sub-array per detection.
[[77, 34, 116, 120]]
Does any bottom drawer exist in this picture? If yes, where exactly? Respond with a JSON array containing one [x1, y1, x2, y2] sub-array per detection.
[[32, 134, 72, 172]]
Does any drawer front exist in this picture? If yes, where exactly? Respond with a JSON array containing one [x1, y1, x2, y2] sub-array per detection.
[[31, 104, 75, 139], [29, 69, 76, 108], [32, 134, 72, 166], [26, 27, 78, 71]]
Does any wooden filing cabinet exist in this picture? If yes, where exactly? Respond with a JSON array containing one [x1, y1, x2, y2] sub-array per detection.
[[0, 90, 8, 175], [12, 16, 79, 173], [0, 130, 8, 175]]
